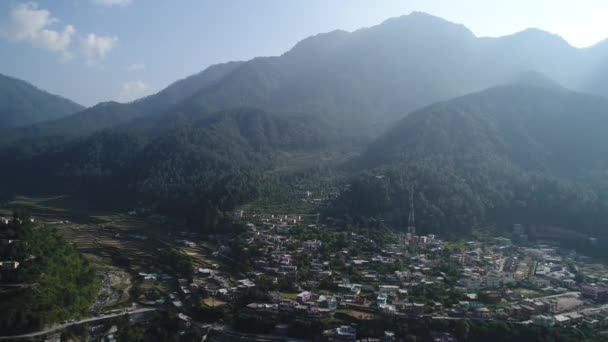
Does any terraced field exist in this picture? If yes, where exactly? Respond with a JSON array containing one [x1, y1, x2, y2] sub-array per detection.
[[1, 195, 183, 310], [1, 194, 243, 291], [3, 195, 174, 267]]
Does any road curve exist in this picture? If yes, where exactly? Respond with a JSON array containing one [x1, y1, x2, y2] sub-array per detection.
[[0, 308, 157, 340]]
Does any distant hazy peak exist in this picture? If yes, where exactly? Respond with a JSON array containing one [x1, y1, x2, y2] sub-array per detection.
[[507, 70, 564, 90], [584, 38, 608, 55], [382, 11, 457, 24], [503, 28, 572, 47], [288, 11, 475, 57], [378, 11, 475, 36], [0, 73, 82, 105], [285, 30, 350, 56], [0, 73, 84, 128], [96, 100, 122, 107]]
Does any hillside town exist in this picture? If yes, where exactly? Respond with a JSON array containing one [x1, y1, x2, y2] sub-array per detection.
[[1, 206, 608, 341], [122, 209, 608, 341], [4, 202, 608, 341]]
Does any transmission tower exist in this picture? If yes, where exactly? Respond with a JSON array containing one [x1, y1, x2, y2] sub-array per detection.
[[407, 186, 416, 237]]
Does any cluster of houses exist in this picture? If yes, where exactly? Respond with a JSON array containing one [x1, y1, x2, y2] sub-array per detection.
[[127, 214, 608, 339], [439, 237, 608, 326], [237, 220, 608, 323], [532, 305, 608, 328], [452, 241, 589, 294], [245, 290, 339, 319], [1, 223, 24, 276], [233, 221, 459, 318], [233, 212, 306, 226]]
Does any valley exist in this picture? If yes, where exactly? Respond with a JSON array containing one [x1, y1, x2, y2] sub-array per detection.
[[3, 4, 608, 341]]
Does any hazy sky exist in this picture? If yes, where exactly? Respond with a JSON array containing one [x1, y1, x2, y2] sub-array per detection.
[[1, 0, 607, 106]]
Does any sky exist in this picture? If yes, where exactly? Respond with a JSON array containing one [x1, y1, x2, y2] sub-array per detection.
[[1, 0, 608, 106]]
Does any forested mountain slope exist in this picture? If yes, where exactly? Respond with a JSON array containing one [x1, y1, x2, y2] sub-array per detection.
[[331, 85, 608, 238], [0, 107, 338, 227], [0, 73, 83, 128]]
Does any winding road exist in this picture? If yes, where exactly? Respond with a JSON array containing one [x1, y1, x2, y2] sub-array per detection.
[[0, 307, 157, 340]]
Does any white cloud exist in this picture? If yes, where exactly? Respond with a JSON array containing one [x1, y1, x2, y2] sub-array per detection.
[[118, 80, 150, 102], [81, 33, 118, 66], [2, 2, 119, 64], [92, 0, 133, 7], [126, 63, 146, 72], [2, 2, 75, 59]]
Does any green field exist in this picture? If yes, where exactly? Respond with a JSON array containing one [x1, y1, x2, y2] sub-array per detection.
[[280, 292, 299, 300]]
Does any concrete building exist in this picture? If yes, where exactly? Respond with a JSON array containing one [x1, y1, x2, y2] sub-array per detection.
[[532, 315, 555, 328], [297, 291, 312, 304]]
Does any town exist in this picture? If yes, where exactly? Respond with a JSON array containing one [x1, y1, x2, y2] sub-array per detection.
[[2, 193, 608, 341], [180, 211, 608, 340]]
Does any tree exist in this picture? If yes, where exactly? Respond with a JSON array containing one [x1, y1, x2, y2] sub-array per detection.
[[405, 334, 417, 342], [117, 324, 144, 342], [455, 319, 470, 341]]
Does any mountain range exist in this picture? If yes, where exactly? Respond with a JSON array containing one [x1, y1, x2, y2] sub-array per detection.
[[5, 12, 608, 146], [3, 12, 608, 239]]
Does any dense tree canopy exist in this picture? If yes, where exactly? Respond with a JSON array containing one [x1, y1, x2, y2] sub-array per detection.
[[330, 85, 608, 240], [0, 107, 338, 231], [0, 216, 99, 334]]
